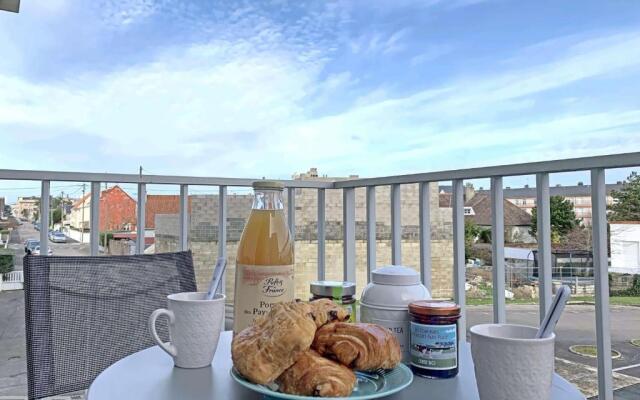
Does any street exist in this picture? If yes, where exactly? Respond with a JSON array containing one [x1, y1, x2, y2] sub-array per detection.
[[8, 222, 90, 270]]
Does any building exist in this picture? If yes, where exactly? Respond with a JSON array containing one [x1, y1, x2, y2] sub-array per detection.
[[610, 222, 640, 274], [68, 185, 136, 232], [0, 197, 5, 218], [439, 191, 534, 243], [15, 196, 39, 221], [482, 183, 623, 226]]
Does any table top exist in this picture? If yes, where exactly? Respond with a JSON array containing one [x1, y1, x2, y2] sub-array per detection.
[[87, 331, 585, 400]]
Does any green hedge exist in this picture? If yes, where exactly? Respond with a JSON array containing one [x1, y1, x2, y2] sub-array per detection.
[[610, 273, 640, 297], [0, 249, 14, 275]]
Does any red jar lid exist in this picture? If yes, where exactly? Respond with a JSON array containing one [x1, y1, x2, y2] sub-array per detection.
[[409, 300, 460, 317]]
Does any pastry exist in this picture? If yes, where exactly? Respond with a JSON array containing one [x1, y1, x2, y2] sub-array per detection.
[[308, 298, 351, 327], [277, 350, 357, 397], [231, 301, 317, 385], [313, 322, 402, 371]]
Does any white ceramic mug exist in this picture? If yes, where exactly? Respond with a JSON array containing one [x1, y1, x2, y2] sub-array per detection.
[[470, 324, 555, 400], [149, 292, 225, 368]]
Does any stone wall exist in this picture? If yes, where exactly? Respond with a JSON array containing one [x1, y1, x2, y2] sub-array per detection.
[[154, 182, 455, 302]]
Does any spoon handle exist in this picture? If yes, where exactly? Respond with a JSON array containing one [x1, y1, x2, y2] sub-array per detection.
[[206, 257, 227, 300], [536, 285, 571, 339]]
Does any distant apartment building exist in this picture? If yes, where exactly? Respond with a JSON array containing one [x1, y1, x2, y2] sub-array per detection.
[[68, 185, 136, 231], [481, 183, 623, 226], [15, 196, 39, 221]]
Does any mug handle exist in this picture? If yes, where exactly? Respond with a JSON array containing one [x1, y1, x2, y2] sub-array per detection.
[[148, 308, 177, 357]]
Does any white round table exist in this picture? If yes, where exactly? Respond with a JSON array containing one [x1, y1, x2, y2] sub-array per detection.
[[87, 331, 585, 400]]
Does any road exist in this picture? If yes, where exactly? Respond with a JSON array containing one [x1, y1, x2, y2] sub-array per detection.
[[8, 222, 90, 270]]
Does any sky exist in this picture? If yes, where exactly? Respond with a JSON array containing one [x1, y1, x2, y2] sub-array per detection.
[[1, 0, 640, 202]]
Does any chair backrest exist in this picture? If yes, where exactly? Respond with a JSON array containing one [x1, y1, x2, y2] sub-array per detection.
[[23, 251, 197, 399]]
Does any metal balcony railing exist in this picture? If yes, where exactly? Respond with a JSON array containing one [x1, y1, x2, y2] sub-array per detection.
[[2, 151, 640, 400]]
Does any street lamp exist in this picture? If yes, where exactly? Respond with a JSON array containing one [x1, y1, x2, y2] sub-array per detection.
[[0, 0, 20, 13]]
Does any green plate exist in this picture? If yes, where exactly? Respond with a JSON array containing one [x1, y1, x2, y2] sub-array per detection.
[[230, 364, 413, 399]]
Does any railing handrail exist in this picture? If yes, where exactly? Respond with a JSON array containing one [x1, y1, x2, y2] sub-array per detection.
[[2, 151, 639, 190], [333, 151, 640, 188], [0, 169, 334, 189]]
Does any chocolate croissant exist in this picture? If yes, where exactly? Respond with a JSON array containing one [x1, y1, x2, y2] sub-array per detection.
[[232, 301, 317, 385], [277, 350, 356, 397], [308, 298, 351, 327], [313, 322, 402, 371]]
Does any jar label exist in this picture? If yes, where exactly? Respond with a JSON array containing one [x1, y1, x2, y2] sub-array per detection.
[[410, 322, 457, 370], [233, 264, 294, 333]]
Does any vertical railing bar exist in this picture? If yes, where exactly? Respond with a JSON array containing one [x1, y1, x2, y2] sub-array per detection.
[[39, 181, 50, 256], [366, 186, 376, 281], [90, 182, 100, 256], [218, 185, 227, 295], [391, 183, 402, 265], [288, 187, 296, 244], [536, 173, 552, 323], [491, 177, 506, 323], [317, 188, 326, 281], [419, 182, 432, 292], [591, 168, 613, 400], [136, 183, 146, 254], [179, 184, 188, 252], [452, 179, 466, 342], [343, 188, 356, 282]]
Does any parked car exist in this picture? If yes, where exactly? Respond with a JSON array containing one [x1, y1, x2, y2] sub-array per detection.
[[49, 231, 67, 243], [24, 239, 38, 253], [32, 245, 53, 256], [25, 240, 39, 254]]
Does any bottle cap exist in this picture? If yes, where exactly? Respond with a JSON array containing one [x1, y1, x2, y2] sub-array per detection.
[[252, 180, 285, 191]]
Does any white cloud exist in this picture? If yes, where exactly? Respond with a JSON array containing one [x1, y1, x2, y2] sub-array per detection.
[[0, 10, 639, 181]]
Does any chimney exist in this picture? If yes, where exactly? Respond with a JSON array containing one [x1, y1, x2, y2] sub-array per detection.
[[464, 183, 475, 201]]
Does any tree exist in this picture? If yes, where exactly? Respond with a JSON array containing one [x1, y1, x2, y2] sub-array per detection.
[[52, 209, 62, 224], [464, 220, 480, 259], [530, 196, 581, 243], [609, 171, 640, 221]]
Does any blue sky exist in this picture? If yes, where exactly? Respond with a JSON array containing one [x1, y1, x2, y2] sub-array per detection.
[[1, 0, 640, 201]]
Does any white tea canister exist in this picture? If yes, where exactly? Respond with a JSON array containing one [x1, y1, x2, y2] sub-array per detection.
[[360, 265, 430, 362]]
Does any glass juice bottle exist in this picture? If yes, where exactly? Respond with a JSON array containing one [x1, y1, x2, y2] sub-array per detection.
[[233, 181, 294, 334]]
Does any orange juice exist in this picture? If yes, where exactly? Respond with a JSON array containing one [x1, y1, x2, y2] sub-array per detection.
[[233, 181, 294, 333]]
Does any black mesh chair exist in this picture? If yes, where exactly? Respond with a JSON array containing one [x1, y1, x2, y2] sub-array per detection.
[[23, 251, 197, 400]]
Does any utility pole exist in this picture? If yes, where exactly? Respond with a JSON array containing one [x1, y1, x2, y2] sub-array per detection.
[[81, 184, 86, 243], [103, 182, 108, 249]]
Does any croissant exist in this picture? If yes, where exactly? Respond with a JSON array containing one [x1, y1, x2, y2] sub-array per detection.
[[313, 322, 402, 371], [308, 298, 351, 327], [277, 350, 357, 397], [231, 301, 316, 385]]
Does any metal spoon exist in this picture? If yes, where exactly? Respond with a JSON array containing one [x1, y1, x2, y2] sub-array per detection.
[[206, 257, 227, 300], [536, 285, 571, 339]]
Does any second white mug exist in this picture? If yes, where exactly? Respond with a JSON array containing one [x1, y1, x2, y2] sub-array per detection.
[[149, 292, 225, 368]]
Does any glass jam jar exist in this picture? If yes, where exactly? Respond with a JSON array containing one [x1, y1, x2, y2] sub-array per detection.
[[408, 300, 461, 379], [310, 281, 356, 322]]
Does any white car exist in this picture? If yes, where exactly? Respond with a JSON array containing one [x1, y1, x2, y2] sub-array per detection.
[[49, 231, 67, 243], [32, 245, 53, 256]]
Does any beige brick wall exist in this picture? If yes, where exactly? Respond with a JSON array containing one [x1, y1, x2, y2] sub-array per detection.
[[155, 181, 455, 304], [159, 238, 455, 302]]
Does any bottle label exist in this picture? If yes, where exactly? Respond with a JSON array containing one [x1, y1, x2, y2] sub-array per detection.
[[233, 264, 295, 333], [410, 322, 457, 370]]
